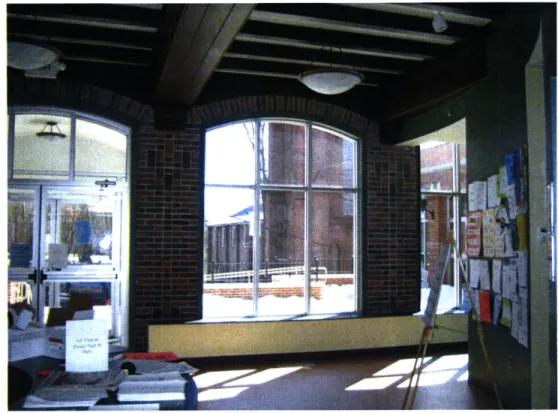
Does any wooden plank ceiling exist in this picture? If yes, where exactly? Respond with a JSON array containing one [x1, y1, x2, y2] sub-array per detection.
[[7, 3, 506, 122]]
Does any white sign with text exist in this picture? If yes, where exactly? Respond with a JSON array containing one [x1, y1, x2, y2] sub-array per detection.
[[65, 319, 109, 373]]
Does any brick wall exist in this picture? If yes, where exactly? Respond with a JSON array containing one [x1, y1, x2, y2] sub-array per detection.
[[8, 76, 420, 350], [204, 284, 324, 299], [365, 146, 420, 315]]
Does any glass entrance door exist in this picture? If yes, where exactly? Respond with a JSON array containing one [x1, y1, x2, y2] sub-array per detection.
[[8, 186, 40, 318], [7, 184, 127, 343]]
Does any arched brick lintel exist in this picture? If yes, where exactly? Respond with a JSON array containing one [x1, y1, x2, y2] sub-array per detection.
[[8, 76, 379, 143], [164, 95, 380, 143], [7, 76, 153, 128]]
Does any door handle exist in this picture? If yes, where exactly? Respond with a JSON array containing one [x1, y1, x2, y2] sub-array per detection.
[[28, 269, 48, 284], [27, 269, 37, 284], [39, 269, 48, 284]]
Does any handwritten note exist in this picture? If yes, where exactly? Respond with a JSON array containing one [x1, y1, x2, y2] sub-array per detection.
[[516, 251, 528, 288], [479, 260, 491, 291], [492, 294, 501, 326], [468, 181, 487, 212], [492, 259, 502, 294], [507, 184, 518, 219], [494, 206, 509, 258], [498, 166, 508, 197], [469, 259, 480, 289], [65, 319, 108, 373]]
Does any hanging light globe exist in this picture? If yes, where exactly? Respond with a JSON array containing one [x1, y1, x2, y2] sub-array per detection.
[[298, 68, 364, 95]]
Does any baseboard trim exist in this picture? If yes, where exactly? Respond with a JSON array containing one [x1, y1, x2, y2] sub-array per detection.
[[185, 341, 468, 368]]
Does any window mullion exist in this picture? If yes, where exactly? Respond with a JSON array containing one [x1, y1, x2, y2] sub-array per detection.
[[69, 114, 76, 180], [304, 123, 312, 315], [453, 143, 462, 307], [252, 120, 262, 316]]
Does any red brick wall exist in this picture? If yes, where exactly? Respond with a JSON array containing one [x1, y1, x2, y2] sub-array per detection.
[[365, 146, 420, 315], [8, 76, 420, 350]]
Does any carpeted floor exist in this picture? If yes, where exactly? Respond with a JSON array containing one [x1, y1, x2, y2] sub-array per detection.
[[191, 351, 500, 410]]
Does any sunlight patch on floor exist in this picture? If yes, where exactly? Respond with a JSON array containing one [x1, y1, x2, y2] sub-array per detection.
[[198, 387, 250, 402], [396, 370, 459, 388], [194, 370, 256, 389], [224, 367, 304, 386], [373, 357, 433, 377], [345, 375, 404, 391], [422, 354, 468, 372], [457, 370, 469, 381]]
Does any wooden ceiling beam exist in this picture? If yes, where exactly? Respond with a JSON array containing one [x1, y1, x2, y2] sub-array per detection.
[[214, 68, 379, 87], [235, 33, 432, 61], [9, 33, 153, 51], [7, 13, 157, 33], [154, 3, 254, 106], [7, 18, 157, 47], [64, 56, 150, 66], [223, 52, 405, 75], [248, 10, 461, 45], [343, 3, 491, 26]]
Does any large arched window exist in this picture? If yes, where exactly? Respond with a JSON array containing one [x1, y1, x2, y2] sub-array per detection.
[[203, 119, 361, 318]]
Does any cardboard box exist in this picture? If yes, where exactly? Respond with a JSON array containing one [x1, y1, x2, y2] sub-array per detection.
[[44, 293, 94, 359]]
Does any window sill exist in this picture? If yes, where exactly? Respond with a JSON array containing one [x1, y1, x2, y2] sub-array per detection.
[[188, 312, 360, 324], [413, 307, 467, 317]]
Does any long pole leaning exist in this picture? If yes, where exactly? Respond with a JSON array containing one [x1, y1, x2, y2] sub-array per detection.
[[401, 326, 429, 409], [453, 244, 503, 409]]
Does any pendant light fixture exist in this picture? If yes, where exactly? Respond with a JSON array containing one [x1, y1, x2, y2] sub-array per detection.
[[298, 45, 363, 95], [36, 121, 67, 140]]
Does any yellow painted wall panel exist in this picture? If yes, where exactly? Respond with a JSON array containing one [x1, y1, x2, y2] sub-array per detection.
[[149, 314, 467, 358]]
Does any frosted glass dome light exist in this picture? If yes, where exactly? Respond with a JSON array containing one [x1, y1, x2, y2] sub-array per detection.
[[298, 68, 363, 95]]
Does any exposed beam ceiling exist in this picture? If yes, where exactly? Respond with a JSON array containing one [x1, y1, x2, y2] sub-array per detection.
[[249, 10, 461, 45], [154, 3, 254, 106], [343, 3, 492, 26]]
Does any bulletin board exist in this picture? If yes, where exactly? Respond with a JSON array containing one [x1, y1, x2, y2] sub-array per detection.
[[465, 146, 529, 348]]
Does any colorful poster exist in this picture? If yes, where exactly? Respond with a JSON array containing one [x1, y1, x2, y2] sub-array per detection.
[[499, 298, 512, 327], [466, 211, 482, 257], [482, 209, 495, 257], [479, 291, 492, 323]]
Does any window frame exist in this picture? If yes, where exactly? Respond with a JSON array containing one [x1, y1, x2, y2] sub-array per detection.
[[419, 141, 466, 310], [203, 117, 362, 318]]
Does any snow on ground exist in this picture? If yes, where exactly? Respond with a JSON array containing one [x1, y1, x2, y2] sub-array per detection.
[[202, 284, 458, 319]]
